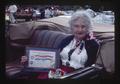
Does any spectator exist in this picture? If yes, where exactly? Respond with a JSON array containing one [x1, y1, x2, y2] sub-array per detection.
[[32, 8, 41, 20], [24, 7, 29, 13], [8, 4, 18, 23], [40, 8, 45, 19], [85, 8, 96, 18], [45, 7, 51, 18]]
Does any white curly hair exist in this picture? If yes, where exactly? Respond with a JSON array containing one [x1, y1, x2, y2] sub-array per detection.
[[69, 10, 93, 34]]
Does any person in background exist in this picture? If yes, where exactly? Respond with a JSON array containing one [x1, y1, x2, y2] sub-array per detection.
[[32, 8, 38, 20], [86, 9, 96, 18], [45, 7, 52, 18], [8, 4, 18, 23], [24, 7, 29, 13], [40, 8, 45, 19], [33, 8, 41, 20], [49, 7, 54, 17]]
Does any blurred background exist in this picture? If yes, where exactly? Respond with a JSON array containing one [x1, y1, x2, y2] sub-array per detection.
[[5, 5, 114, 24]]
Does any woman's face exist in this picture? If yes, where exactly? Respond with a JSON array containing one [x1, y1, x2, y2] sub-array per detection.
[[71, 18, 88, 40]]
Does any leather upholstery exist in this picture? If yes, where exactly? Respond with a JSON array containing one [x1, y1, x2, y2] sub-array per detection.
[[6, 30, 70, 77], [30, 30, 70, 48]]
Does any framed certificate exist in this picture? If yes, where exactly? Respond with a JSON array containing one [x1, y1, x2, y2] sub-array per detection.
[[25, 46, 60, 72]]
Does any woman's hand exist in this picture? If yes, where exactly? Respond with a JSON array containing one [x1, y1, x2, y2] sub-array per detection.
[[21, 56, 28, 64]]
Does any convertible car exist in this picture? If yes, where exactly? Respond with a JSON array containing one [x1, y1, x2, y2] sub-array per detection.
[[5, 15, 114, 79]]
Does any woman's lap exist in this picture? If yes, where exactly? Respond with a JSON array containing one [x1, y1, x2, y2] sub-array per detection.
[[11, 65, 75, 79]]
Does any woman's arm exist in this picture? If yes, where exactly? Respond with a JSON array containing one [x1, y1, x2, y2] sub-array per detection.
[[85, 39, 100, 67]]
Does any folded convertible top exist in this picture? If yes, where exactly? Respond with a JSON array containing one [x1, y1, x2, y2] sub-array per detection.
[[9, 16, 114, 40]]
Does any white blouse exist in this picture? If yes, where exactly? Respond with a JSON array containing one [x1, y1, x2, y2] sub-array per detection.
[[60, 38, 88, 69]]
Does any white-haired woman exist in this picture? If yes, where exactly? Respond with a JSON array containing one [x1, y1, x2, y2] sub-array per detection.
[[56, 11, 99, 72], [19, 11, 99, 79]]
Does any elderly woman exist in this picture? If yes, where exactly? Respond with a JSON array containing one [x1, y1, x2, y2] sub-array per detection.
[[19, 11, 99, 79], [57, 11, 99, 72]]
